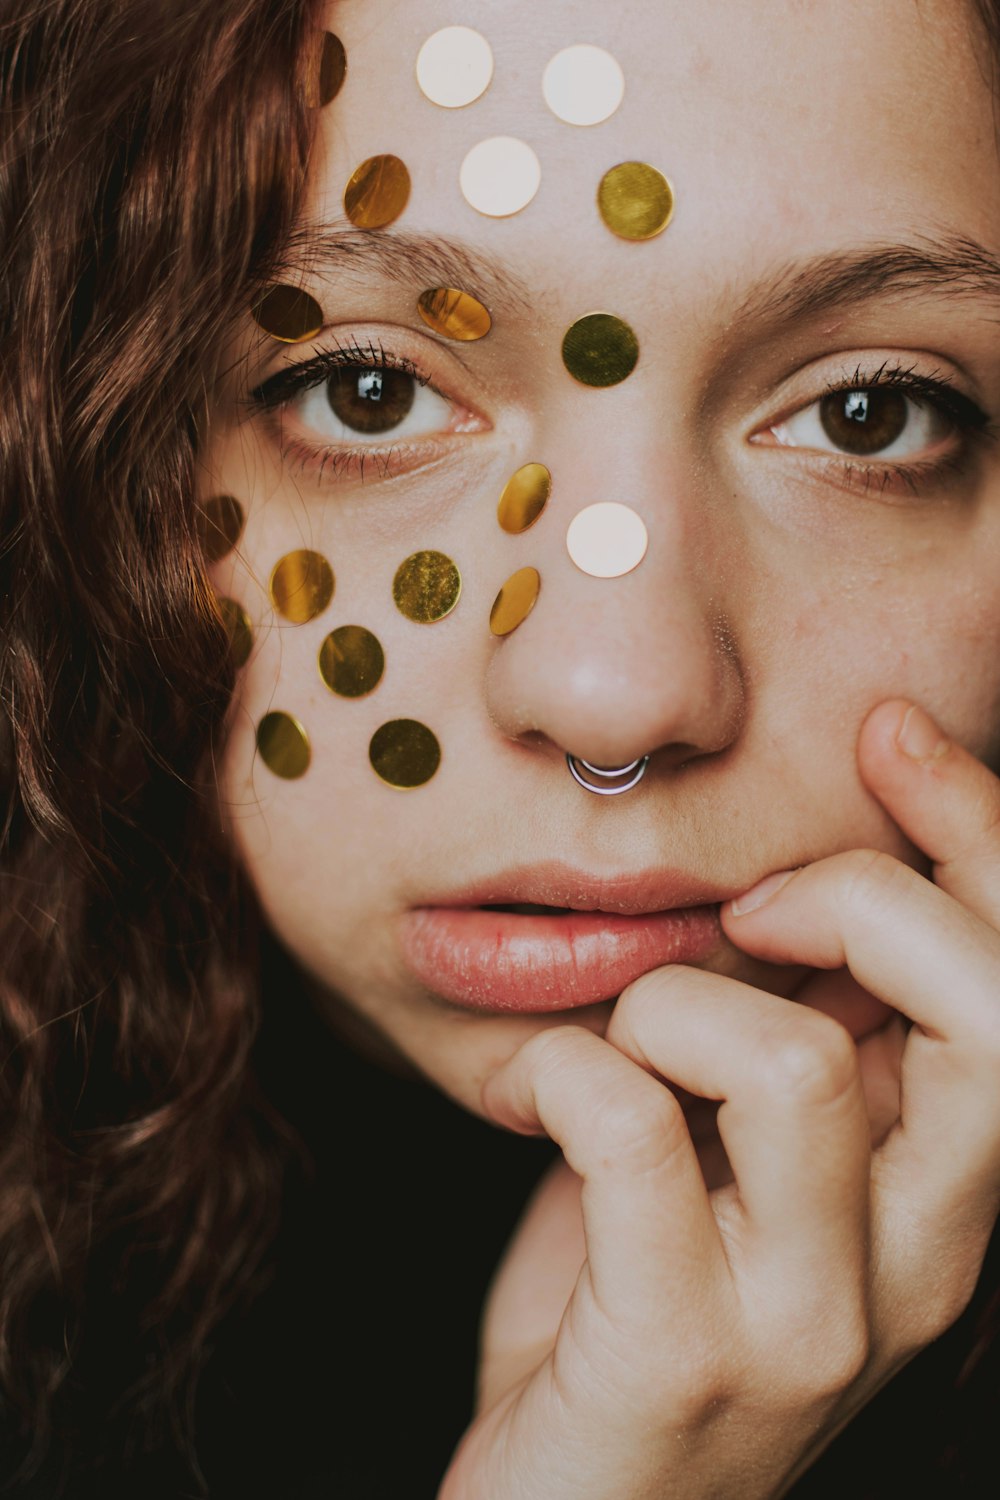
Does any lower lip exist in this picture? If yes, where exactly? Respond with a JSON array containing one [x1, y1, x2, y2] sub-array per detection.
[[396, 905, 722, 1013]]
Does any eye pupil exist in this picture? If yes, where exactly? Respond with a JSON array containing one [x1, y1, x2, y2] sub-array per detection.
[[327, 365, 416, 434], [820, 387, 908, 456]]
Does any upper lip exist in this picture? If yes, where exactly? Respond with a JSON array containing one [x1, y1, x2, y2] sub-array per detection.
[[416, 860, 733, 916]]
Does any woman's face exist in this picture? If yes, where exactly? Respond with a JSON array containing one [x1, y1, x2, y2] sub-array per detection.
[[204, 0, 1000, 1115]]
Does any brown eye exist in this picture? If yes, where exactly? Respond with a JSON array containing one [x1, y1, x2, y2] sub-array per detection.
[[818, 388, 908, 456], [326, 365, 417, 435]]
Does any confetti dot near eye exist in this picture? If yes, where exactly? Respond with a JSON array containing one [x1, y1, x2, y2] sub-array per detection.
[[417, 287, 492, 341], [566, 503, 648, 578], [369, 718, 441, 788], [318, 625, 386, 698], [489, 566, 541, 636], [306, 31, 347, 107], [460, 137, 541, 218], [393, 551, 462, 623], [542, 44, 625, 126], [257, 711, 311, 780], [251, 285, 325, 343], [598, 162, 674, 241], [497, 464, 550, 534], [344, 154, 411, 229], [270, 550, 335, 623], [562, 312, 639, 388], [217, 597, 253, 668], [198, 494, 245, 563], [416, 26, 494, 108]]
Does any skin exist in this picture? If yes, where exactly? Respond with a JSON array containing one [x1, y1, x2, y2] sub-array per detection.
[[203, 0, 1000, 1492]]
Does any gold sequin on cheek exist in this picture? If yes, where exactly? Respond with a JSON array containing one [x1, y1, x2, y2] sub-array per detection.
[[269, 550, 335, 623], [416, 26, 494, 108], [318, 625, 385, 698], [217, 597, 253, 667], [497, 464, 550, 534], [417, 287, 492, 341], [344, 154, 411, 229], [489, 567, 541, 636], [566, 503, 648, 578], [392, 551, 461, 623], [251, 285, 324, 343], [198, 494, 245, 562], [598, 162, 674, 241], [257, 711, 311, 780], [542, 44, 625, 126], [460, 137, 541, 217], [369, 719, 441, 789], [562, 313, 639, 388]]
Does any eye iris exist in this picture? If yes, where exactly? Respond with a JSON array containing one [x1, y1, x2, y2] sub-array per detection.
[[327, 365, 416, 434], [819, 388, 908, 456]]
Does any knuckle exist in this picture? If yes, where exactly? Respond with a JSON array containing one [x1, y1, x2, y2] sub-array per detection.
[[757, 1009, 859, 1108], [593, 1087, 688, 1177], [839, 846, 911, 918]]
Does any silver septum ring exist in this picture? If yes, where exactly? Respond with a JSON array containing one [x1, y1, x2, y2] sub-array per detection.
[[566, 753, 651, 795]]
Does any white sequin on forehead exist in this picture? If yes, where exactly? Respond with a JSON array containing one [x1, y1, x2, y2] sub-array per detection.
[[416, 26, 494, 108], [567, 504, 649, 578], [460, 136, 541, 217], [542, 44, 625, 126]]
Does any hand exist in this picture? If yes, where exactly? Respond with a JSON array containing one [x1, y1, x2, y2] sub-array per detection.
[[437, 700, 1000, 1500]]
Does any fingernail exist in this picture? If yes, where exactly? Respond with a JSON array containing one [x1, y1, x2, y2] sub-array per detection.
[[729, 868, 796, 917], [896, 704, 950, 764]]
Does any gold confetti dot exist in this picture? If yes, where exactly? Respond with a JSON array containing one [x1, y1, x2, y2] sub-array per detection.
[[497, 464, 550, 534], [270, 550, 335, 623], [312, 31, 347, 106], [369, 718, 441, 789], [393, 551, 461, 623], [257, 711, 311, 780], [598, 162, 674, 241], [318, 625, 385, 698], [460, 137, 541, 217], [542, 45, 624, 126], [217, 597, 253, 667], [344, 154, 411, 229], [490, 566, 541, 636], [251, 285, 324, 343], [417, 287, 492, 341], [198, 494, 245, 563], [416, 26, 493, 108], [566, 503, 648, 578], [562, 312, 639, 388]]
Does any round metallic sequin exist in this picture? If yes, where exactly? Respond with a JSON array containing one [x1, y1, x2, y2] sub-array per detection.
[[257, 711, 311, 780], [416, 26, 493, 108], [566, 503, 648, 578], [344, 154, 411, 229], [489, 566, 541, 636], [497, 464, 550, 534], [392, 551, 461, 623], [562, 312, 639, 388], [318, 625, 385, 698], [417, 287, 492, 341], [217, 596, 253, 667], [598, 162, 674, 241], [460, 137, 541, 217], [251, 285, 324, 343], [198, 494, 245, 562], [369, 719, 441, 789], [315, 31, 347, 106], [269, 549, 335, 623], [542, 45, 625, 126]]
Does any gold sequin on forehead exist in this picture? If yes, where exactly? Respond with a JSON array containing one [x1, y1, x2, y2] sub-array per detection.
[[566, 503, 648, 578], [217, 597, 253, 668], [416, 26, 494, 108], [562, 312, 639, 388], [417, 287, 492, 342], [198, 494, 245, 563], [598, 162, 674, 241], [319, 625, 385, 698], [497, 463, 550, 534], [269, 549, 335, 623], [251, 285, 324, 343], [257, 711, 311, 780], [460, 137, 541, 218], [344, 154, 411, 230], [369, 718, 441, 789], [542, 44, 625, 126], [489, 566, 541, 637], [393, 551, 461, 623]]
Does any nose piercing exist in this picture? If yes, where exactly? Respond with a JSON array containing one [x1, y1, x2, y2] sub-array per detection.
[[566, 753, 650, 795]]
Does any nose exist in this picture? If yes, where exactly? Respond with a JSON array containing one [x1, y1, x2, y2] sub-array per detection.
[[483, 450, 746, 776]]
